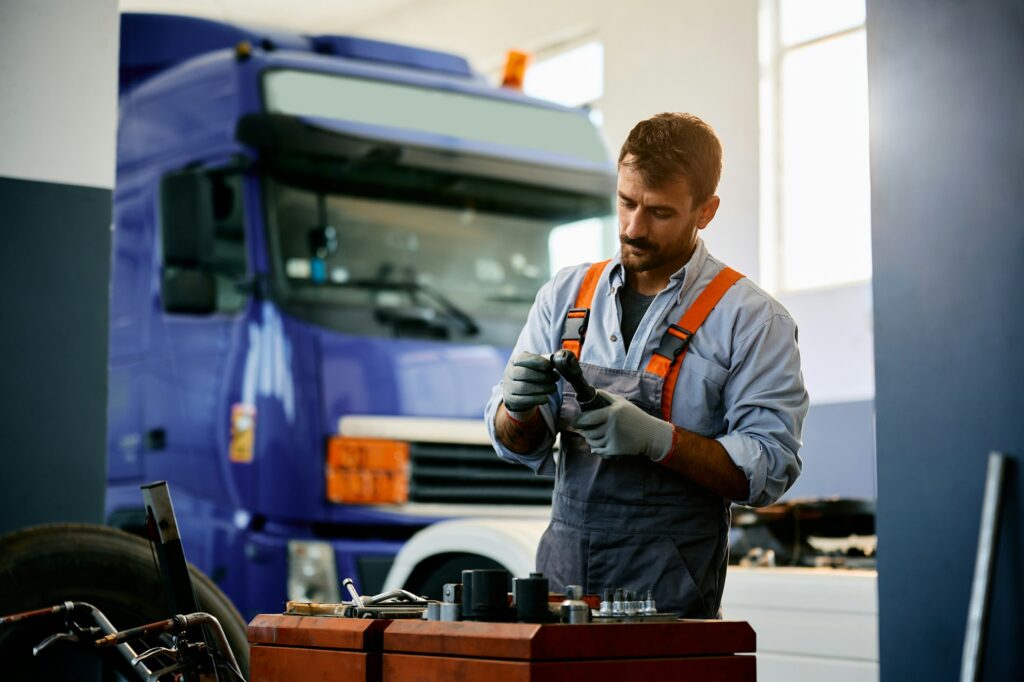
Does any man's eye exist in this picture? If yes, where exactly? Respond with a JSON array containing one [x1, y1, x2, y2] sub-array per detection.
[[654, 212, 671, 220], [619, 199, 636, 208]]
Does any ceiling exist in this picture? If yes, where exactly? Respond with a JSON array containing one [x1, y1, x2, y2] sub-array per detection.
[[118, 0, 422, 34]]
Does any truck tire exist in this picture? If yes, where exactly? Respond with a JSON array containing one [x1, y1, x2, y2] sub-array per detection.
[[0, 523, 248, 680]]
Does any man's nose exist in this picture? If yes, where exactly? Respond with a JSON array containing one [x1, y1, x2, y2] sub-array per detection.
[[622, 210, 649, 238]]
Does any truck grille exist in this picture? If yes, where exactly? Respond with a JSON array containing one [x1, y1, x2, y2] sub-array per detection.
[[408, 443, 553, 505]]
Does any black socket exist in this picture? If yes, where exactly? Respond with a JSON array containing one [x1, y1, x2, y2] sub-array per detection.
[[460, 569, 474, 619], [514, 572, 550, 623], [464, 569, 513, 621]]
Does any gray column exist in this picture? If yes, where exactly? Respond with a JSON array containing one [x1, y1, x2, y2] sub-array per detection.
[[867, 0, 1024, 678]]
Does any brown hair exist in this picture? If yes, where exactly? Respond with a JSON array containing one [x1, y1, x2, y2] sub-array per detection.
[[618, 113, 723, 204]]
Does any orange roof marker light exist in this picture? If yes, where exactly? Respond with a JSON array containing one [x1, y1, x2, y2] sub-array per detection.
[[326, 436, 409, 505], [501, 49, 531, 91]]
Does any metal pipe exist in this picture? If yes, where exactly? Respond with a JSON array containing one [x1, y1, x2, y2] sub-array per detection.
[[95, 611, 240, 679], [342, 578, 364, 607], [75, 602, 153, 679], [960, 452, 1010, 682], [363, 589, 428, 605], [180, 613, 241, 676]]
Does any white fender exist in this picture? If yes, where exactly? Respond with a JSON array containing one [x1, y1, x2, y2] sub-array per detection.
[[382, 517, 549, 591]]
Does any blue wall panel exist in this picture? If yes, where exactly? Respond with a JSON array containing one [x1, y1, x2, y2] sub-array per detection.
[[867, 1, 1024, 678]]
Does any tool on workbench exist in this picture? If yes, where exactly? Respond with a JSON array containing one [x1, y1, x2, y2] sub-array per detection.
[[599, 589, 613, 617], [287, 580, 432, 619], [643, 590, 658, 616], [549, 349, 609, 411], [461, 569, 515, 622], [560, 585, 592, 624], [513, 573, 553, 623]]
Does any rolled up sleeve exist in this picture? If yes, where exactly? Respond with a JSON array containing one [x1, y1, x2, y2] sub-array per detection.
[[716, 313, 809, 507], [484, 276, 566, 477], [485, 386, 557, 475]]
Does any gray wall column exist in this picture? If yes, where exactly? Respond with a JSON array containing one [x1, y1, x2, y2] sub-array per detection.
[[0, 1, 119, 535], [867, 0, 1024, 677]]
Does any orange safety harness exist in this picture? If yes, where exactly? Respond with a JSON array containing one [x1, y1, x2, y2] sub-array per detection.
[[561, 260, 744, 420]]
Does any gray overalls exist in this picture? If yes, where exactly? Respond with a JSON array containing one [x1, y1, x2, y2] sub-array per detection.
[[536, 260, 743, 618]]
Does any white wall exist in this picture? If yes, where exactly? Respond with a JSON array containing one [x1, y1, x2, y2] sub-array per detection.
[[352, 0, 762, 280], [0, 0, 119, 189], [354, 0, 874, 410]]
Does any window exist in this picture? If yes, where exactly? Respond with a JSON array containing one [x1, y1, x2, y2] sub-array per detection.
[[521, 40, 610, 269], [263, 179, 612, 345], [524, 41, 604, 112], [760, 0, 871, 292]]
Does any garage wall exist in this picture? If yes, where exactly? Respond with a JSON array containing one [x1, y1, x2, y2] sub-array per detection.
[[867, 0, 1024, 677], [354, 0, 876, 499], [351, 0, 761, 278], [0, 0, 120, 535]]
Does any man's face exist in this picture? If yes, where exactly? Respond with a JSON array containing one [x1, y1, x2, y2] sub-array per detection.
[[616, 159, 717, 275]]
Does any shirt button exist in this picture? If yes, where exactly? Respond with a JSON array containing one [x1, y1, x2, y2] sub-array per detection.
[[610, 334, 618, 342]]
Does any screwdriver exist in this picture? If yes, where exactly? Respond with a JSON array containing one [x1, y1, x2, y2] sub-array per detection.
[[549, 349, 610, 411]]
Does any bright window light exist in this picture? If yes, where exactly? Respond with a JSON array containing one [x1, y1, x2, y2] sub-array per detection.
[[780, 0, 865, 46], [761, 0, 871, 292], [780, 31, 871, 290], [549, 218, 606, 273], [524, 41, 604, 109]]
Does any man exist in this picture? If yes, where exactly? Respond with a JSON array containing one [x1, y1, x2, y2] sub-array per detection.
[[485, 112, 808, 618]]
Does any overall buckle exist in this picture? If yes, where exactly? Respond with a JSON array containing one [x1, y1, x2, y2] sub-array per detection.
[[561, 307, 591, 344], [654, 324, 693, 361]]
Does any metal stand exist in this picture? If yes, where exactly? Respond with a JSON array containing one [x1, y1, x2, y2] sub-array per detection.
[[140, 481, 215, 678], [959, 452, 1010, 682]]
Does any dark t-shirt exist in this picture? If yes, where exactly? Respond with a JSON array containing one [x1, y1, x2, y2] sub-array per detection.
[[618, 285, 657, 352]]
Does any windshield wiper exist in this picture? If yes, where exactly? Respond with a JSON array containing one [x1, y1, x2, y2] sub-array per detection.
[[338, 278, 480, 337]]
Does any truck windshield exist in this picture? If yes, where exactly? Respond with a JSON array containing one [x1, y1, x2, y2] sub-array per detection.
[[265, 179, 607, 346]]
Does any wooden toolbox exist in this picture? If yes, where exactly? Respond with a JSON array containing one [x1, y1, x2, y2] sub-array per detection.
[[249, 615, 756, 682]]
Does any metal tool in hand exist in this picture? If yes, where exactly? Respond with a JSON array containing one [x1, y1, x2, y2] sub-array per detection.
[[549, 349, 609, 411]]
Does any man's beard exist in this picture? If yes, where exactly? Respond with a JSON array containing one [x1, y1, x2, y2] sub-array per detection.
[[619, 226, 698, 274], [619, 235, 661, 272]]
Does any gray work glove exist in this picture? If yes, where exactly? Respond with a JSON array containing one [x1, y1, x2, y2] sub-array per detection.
[[501, 351, 559, 420], [571, 390, 675, 461]]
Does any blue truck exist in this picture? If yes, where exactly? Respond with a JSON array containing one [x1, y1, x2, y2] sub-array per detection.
[[106, 13, 615, 619]]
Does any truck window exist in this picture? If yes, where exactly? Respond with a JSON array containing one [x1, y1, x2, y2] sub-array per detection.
[[208, 173, 248, 313], [264, 179, 602, 347]]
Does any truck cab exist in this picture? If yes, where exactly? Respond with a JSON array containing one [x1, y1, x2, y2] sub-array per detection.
[[107, 13, 614, 618]]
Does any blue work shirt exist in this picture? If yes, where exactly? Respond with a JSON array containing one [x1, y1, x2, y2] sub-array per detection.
[[485, 239, 809, 507]]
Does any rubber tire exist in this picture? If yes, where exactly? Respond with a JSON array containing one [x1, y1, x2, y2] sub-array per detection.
[[0, 523, 249, 680], [403, 552, 506, 600]]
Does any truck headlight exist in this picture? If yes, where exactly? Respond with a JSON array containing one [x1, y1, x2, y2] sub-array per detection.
[[287, 540, 340, 603]]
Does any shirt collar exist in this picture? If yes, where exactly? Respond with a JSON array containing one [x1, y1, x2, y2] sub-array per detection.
[[605, 238, 709, 303]]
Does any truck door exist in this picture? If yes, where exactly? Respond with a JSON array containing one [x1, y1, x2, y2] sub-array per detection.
[[142, 167, 250, 505]]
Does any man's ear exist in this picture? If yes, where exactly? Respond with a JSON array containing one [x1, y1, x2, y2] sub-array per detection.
[[696, 195, 720, 230]]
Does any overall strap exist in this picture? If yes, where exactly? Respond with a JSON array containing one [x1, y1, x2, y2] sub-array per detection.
[[561, 260, 611, 357], [645, 267, 744, 421]]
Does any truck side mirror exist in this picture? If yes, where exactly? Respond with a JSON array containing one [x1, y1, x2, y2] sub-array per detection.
[[159, 170, 235, 314], [161, 171, 216, 269], [162, 267, 217, 314]]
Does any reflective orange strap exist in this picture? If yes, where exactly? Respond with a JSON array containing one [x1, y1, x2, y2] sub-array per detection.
[[561, 260, 611, 355], [645, 267, 744, 421]]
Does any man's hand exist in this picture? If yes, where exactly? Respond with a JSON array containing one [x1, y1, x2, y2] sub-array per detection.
[[501, 351, 559, 421], [571, 390, 674, 460]]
